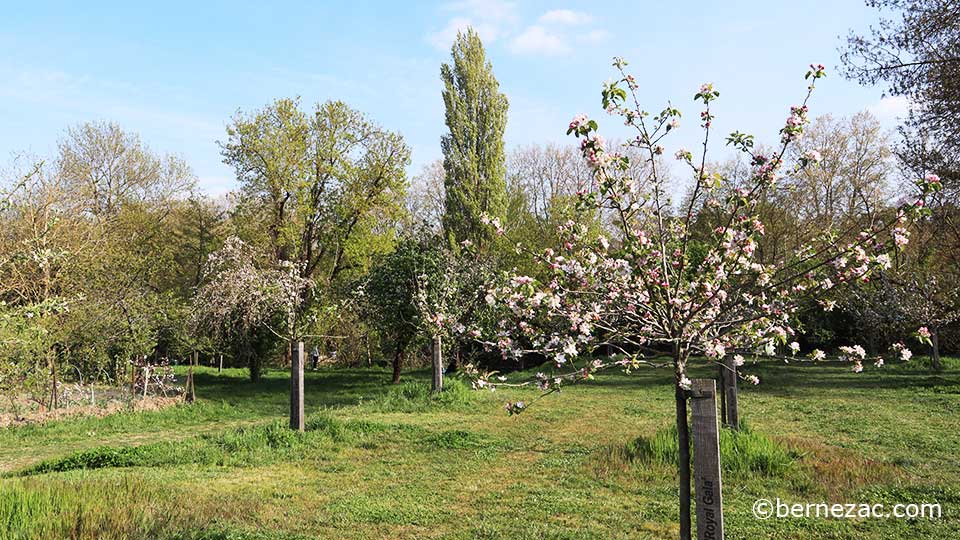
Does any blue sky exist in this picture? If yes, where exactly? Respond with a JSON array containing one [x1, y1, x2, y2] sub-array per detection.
[[0, 0, 906, 194]]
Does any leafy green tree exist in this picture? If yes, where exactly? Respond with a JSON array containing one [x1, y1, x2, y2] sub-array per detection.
[[440, 29, 509, 251], [362, 236, 444, 383], [221, 98, 411, 338]]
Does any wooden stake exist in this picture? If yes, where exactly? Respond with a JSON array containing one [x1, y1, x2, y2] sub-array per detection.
[[185, 351, 196, 403], [690, 379, 724, 540], [722, 356, 739, 431], [143, 365, 150, 399], [432, 335, 443, 394], [290, 341, 305, 431]]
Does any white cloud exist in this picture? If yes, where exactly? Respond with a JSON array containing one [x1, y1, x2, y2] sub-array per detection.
[[538, 9, 593, 26], [427, 0, 518, 51], [427, 3, 608, 57], [509, 26, 569, 56], [868, 95, 912, 120]]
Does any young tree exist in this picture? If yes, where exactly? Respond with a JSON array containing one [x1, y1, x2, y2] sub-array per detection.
[[406, 159, 445, 234], [192, 237, 310, 382], [440, 28, 509, 252], [464, 60, 939, 540]]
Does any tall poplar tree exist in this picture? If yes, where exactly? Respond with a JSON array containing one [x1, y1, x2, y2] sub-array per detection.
[[440, 28, 509, 251]]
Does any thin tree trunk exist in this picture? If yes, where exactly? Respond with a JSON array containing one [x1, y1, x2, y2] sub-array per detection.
[[676, 382, 692, 540], [392, 344, 403, 384]]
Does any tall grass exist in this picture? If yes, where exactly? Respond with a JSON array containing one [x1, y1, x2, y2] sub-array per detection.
[[0, 475, 205, 540], [361, 379, 479, 413], [600, 423, 795, 477]]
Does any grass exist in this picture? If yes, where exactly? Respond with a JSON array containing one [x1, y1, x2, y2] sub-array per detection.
[[602, 422, 796, 478], [1, 358, 959, 539]]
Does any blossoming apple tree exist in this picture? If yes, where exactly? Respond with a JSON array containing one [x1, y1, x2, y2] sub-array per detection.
[[192, 236, 311, 382], [463, 59, 940, 540]]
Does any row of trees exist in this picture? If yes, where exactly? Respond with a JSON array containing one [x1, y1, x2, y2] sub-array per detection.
[[2, 8, 959, 413]]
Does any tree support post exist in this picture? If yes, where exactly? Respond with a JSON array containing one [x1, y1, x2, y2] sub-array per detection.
[[721, 356, 739, 431], [290, 341, 305, 432], [432, 335, 443, 393], [690, 379, 724, 540]]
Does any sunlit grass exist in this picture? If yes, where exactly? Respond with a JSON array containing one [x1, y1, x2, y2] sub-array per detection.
[[1, 357, 958, 539]]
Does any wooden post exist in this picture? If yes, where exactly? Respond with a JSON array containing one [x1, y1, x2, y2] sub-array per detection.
[[690, 379, 724, 540], [431, 335, 443, 394], [142, 365, 150, 399], [129, 358, 136, 398], [290, 341, 305, 432], [218, 354, 223, 374], [722, 356, 739, 431], [185, 352, 196, 403], [49, 354, 58, 410], [718, 363, 726, 426]]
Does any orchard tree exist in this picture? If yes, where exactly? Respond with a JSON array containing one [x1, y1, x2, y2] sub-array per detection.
[[192, 237, 310, 382], [463, 59, 939, 540], [361, 236, 443, 383], [440, 28, 509, 252], [221, 98, 410, 344]]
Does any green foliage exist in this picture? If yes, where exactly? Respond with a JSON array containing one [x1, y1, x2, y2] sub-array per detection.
[[361, 236, 444, 362], [440, 28, 509, 251], [220, 98, 412, 375]]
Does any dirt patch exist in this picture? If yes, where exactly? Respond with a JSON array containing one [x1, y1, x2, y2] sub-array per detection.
[[0, 396, 183, 428]]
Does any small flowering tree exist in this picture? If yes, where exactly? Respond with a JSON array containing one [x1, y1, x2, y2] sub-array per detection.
[[467, 59, 940, 540], [192, 237, 311, 382], [414, 240, 497, 388], [895, 274, 959, 370]]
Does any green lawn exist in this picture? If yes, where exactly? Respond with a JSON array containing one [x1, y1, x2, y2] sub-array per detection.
[[1, 357, 959, 539]]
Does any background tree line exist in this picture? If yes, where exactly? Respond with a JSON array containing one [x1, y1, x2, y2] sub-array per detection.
[[2, 3, 958, 409]]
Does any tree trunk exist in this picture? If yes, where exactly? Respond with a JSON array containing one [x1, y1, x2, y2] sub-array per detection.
[[676, 381, 692, 540], [392, 344, 403, 384], [246, 344, 261, 383], [432, 335, 443, 393], [931, 328, 942, 371]]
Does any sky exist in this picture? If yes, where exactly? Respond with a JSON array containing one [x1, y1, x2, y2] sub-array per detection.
[[0, 0, 907, 195]]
